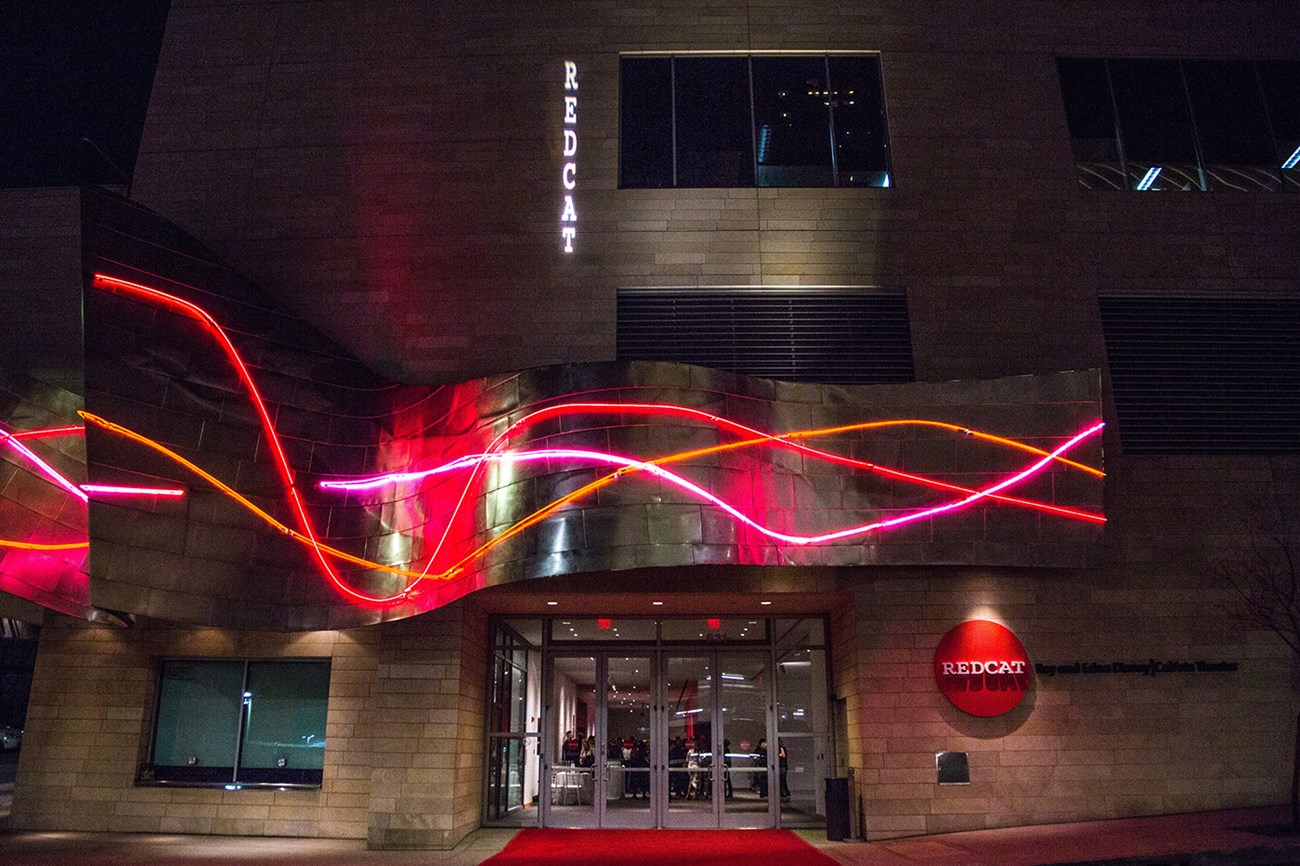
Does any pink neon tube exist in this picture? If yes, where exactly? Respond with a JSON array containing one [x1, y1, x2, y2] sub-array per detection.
[[0, 428, 88, 503], [81, 484, 186, 497], [321, 421, 1102, 545]]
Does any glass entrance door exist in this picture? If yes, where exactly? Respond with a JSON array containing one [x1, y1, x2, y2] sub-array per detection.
[[604, 655, 655, 827], [718, 653, 775, 827], [508, 616, 830, 830], [662, 651, 775, 828], [547, 654, 598, 827], [663, 655, 714, 827], [545, 653, 657, 828]]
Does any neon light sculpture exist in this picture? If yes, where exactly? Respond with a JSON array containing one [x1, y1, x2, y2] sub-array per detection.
[[79, 273, 1106, 613]]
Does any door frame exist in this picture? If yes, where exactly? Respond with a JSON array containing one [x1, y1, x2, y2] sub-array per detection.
[[494, 614, 833, 830], [659, 648, 777, 828], [542, 651, 662, 828]]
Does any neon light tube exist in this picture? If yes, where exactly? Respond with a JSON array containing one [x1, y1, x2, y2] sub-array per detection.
[[91, 274, 376, 606], [1136, 166, 1161, 191], [1283, 145, 1300, 171], [81, 484, 186, 497], [11, 425, 83, 440], [0, 539, 89, 551], [320, 431, 1106, 523], [355, 428, 1099, 548], [493, 404, 1101, 480], [0, 428, 87, 503]]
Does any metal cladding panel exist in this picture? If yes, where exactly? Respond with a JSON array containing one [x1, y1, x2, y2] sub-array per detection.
[[72, 193, 1105, 631], [0, 370, 94, 619], [85, 283, 1105, 629]]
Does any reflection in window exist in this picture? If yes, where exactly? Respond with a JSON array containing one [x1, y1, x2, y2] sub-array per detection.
[[1057, 58, 1299, 192], [621, 54, 891, 189], [752, 56, 833, 187], [147, 659, 329, 788], [828, 56, 891, 187], [486, 619, 541, 826], [1259, 62, 1300, 191], [676, 56, 754, 187], [1186, 61, 1279, 191]]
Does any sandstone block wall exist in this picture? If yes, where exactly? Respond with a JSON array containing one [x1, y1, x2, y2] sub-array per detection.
[[833, 571, 1293, 840], [11, 599, 486, 848]]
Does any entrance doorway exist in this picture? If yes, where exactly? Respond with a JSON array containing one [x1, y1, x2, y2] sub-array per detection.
[[484, 616, 830, 830], [546, 650, 776, 828]]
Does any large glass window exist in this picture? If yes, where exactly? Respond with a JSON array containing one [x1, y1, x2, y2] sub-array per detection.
[[621, 54, 891, 189], [1058, 58, 1299, 192], [486, 619, 542, 826], [145, 659, 329, 788], [1259, 62, 1300, 191]]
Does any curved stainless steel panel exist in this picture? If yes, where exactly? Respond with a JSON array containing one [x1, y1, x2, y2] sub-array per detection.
[[71, 194, 1104, 630]]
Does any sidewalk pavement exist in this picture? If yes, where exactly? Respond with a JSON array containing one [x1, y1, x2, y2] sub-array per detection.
[[1, 806, 1298, 865]]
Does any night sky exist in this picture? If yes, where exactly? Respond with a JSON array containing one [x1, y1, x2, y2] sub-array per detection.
[[1, 1, 171, 188]]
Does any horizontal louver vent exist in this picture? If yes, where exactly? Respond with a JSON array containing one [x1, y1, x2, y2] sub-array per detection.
[[1099, 295, 1300, 453], [617, 288, 914, 385]]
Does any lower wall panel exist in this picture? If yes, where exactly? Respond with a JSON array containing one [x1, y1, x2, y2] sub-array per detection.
[[10, 571, 1293, 843], [11, 601, 487, 848], [833, 570, 1295, 840]]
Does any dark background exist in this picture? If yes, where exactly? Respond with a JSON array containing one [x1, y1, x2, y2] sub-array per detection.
[[1, 1, 170, 188]]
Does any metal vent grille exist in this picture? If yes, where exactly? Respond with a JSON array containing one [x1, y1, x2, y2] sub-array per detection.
[[617, 288, 914, 385], [1099, 295, 1300, 453]]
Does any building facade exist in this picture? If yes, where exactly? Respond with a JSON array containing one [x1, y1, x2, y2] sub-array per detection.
[[2, 0, 1299, 849]]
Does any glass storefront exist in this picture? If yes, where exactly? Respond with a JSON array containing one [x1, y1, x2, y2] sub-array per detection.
[[483, 616, 831, 829]]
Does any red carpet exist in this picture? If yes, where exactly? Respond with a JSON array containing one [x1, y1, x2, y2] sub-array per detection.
[[479, 829, 840, 866]]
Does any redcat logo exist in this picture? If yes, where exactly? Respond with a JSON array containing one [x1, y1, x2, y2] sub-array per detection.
[[933, 620, 1032, 717]]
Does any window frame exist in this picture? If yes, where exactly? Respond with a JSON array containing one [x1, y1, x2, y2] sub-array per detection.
[[140, 657, 331, 791], [1058, 57, 1299, 192], [619, 52, 893, 190]]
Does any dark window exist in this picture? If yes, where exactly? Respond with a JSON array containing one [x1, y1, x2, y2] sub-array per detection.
[[621, 55, 891, 189], [1109, 60, 1202, 190], [619, 57, 673, 188], [829, 56, 891, 186], [1057, 59, 1299, 192], [1259, 61, 1300, 191], [1099, 295, 1300, 453], [675, 56, 755, 187], [146, 659, 330, 788], [1057, 59, 1124, 190], [1185, 62, 1279, 191], [752, 57, 834, 187], [617, 288, 913, 385]]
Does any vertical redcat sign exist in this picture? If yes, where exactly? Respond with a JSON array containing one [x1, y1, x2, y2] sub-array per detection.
[[933, 620, 1032, 717], [561, 60, 578, 253]]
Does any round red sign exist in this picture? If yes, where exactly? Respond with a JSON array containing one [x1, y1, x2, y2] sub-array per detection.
[[933, 620, 1032, 717]]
